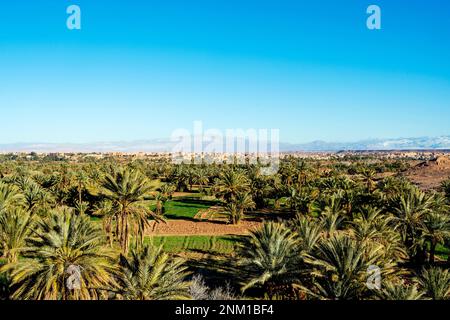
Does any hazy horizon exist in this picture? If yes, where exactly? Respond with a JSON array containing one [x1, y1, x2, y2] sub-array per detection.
[[1, 135, 450, 153]]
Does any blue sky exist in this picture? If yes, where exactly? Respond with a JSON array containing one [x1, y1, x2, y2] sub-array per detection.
[[0, 0, 449, 144]]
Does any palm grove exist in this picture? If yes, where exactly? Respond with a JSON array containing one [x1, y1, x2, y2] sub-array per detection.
[[1, 153, 450, 300]]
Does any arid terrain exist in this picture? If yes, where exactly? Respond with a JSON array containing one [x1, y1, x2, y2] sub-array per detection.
[[403, 155, 450, 190]]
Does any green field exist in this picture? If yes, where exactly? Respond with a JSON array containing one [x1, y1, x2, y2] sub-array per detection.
[[90, 196, 218, 222], [436, 243, 450, 260], [144, 235, 244, 254], [154, 197, 218, 220]]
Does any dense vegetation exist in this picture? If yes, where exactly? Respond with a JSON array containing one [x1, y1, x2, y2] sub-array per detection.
[[0, 153, 449, 300]]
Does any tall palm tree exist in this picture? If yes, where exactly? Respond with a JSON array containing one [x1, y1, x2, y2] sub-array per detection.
[[359, 167, 377, 193], [238, 222, 299, 298], [352, 206, 406, 264], [248, 168, 272, 209], [154, 183, 175, 216], [418, 267, 450, 300], [269, 174, 285, 209], [172, 166, 189, 192], [423, 212, 450, 264], [296, 160, 311, 187], [390, 188, 433, 265], [214, 169, 250, 203], [0, 182, 23, 211], [352, 207, 386, 243], [22, 182, 52, 214], [224, 202, 239, 225], [302, 235, 381, 300], [185, 167, 198, 191], [0, 208, 34, 264], [2, 208, 116, 300], [117, 244, 190, 300], [195, 169, 210, 192], [74, 170, 87, 205], [233, 192, 255, 225], [153, 193, 166, 216], [160, 183, 176, 199], [98, 168, 164, 254], [339, 177, 357, 214]]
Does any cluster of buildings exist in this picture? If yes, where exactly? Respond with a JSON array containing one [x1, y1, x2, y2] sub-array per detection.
[[1, 150, 449, 163]]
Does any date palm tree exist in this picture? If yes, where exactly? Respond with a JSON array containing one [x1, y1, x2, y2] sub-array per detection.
[[2, 208, 116, 300], [390, 188, 433, 265], [290, 215, 322, 254], [22, 182, 53, 214], [74, 170, 87, 205], [359, 167, 377, 193], [423, 212, 450, 264], [418, 267, 450, 300], [172, 166, 189, 192], [302, 235, 382, 300], [441, 179, 450, 202], [238, 222, 299, 298], [0, 182, 23, 211], [352, 206, 406, 264], [233, 192, 255, 225], [160, 183, 176, 199], [97, 168, 164, 254], [214, 169, 250, 203], [377, 281, 424, 300], [320, 210, 345, 239], [248, 169, 272, 209], [287, 187, 319, 215], [154, 183, 176, 215], [194, 169, 210, 192], [117, 244, 190, 300], [0, 208, 34, 264], [224, 202, 239, 225]]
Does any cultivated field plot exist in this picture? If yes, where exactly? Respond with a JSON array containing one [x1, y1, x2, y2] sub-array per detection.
[[145, 235, 243, 254]]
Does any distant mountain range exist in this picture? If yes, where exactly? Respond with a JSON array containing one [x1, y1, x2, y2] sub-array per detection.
[[281, 136, 450, 152], [1, 136, 450, 153]]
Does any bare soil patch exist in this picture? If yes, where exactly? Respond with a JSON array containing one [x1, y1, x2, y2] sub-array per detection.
[[148, 219, 261, 236], [172, 191, 197, 197], [403, 156, 450, 190]]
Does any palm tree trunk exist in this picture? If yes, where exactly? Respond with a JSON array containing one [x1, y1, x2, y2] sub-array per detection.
[[124, 217, 129, 255], [115, 214, 120, 245], [78, 183, 82, 204], [121, 212, 128, 253], [239, 209, 244, 224]]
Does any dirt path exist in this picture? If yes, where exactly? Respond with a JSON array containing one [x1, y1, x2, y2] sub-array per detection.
[[147, 219, 261, 236]]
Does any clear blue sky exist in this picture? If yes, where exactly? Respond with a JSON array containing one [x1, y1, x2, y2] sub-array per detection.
[[0, 0, 449, 144]]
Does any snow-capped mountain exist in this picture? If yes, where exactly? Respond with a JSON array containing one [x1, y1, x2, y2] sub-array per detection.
[[281, 136, 450, 151], [0, 136, 449, 153]]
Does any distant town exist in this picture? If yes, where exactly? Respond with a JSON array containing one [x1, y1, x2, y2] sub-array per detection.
[[1, 150, 450, 162]]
